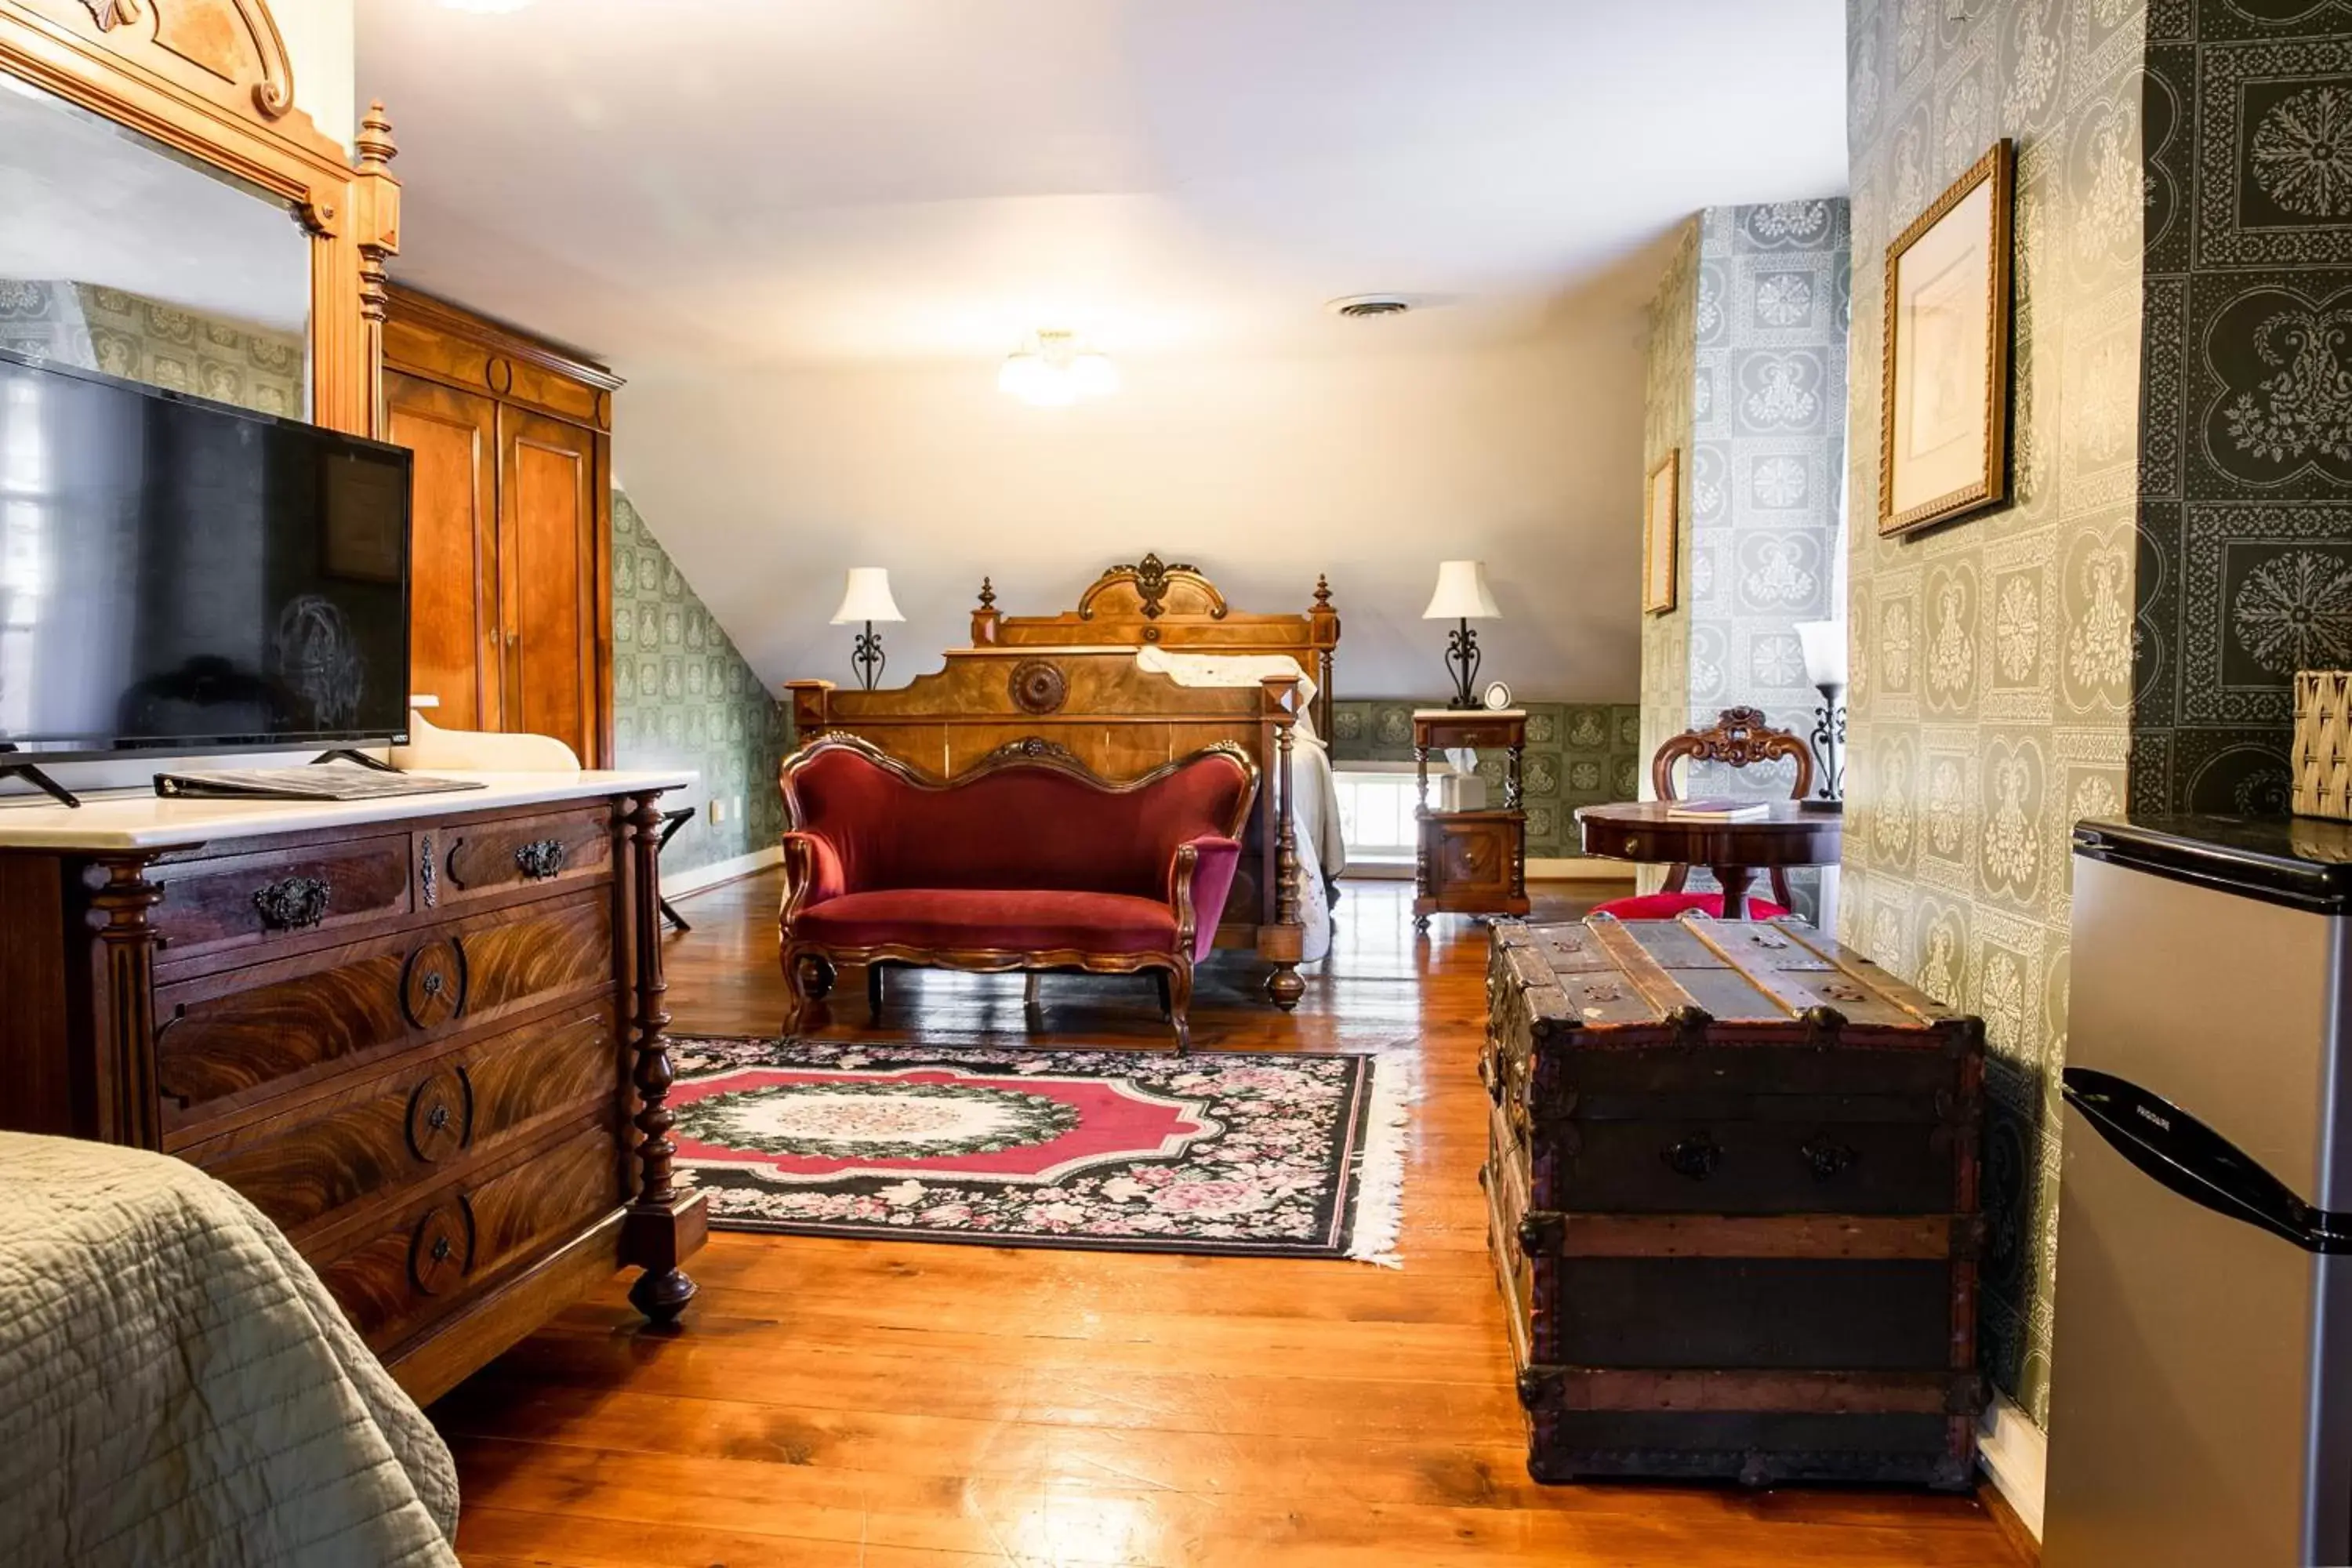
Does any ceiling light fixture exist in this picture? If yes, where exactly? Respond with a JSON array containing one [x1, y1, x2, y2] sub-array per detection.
[[998, 330, 1118, 407]]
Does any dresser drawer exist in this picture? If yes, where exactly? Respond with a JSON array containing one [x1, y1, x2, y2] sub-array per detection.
[[313, 1119, 626, 1353], [177, 1003, 622, 1238], [155, 893, 615, 1127], [148, 833, 414, 963], [430, 805, 613, 909]]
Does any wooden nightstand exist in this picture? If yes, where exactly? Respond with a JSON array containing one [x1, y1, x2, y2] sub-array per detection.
[[1413, 708, 1531, 930]]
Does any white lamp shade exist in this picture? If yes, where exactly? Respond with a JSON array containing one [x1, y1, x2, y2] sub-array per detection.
[[1795, 619, 1848, 688], [1423, 559, 1502, 620], [830, 568, 906, 625]]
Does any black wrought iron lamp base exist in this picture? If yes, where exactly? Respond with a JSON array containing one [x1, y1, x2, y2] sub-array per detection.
[[1443, 618, 1483, 710], [1805, 680, 1846, 811], [851, 621, 887, 691]]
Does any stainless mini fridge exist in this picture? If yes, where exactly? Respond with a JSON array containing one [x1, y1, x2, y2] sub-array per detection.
[[2047, 817, 2352, 1566]]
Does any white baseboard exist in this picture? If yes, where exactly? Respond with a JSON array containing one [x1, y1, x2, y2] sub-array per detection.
[[662, 844, 782, 899], [1526, 857, 1637, 880], [1977, 1389, 2046, 1541]]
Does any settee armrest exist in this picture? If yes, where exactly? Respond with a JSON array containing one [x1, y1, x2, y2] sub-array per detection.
[[1170, 836, 1243, 963], [780, 830, 848, 926]]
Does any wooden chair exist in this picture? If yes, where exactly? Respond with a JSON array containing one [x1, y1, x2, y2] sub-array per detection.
[[1592, 706, 1815, 921]]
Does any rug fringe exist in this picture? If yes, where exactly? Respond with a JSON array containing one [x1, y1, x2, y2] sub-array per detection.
[[1345, 1050, 1419, 1268]]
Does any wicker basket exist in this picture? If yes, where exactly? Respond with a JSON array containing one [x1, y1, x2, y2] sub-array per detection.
[[2295, 671, 2352, 822]]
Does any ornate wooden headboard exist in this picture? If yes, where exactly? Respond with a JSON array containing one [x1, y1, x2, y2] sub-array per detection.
[[969, 553, 1339, 739]]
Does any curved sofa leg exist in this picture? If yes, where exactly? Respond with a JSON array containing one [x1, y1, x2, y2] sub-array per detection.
[[1265, 962, 1305, 1011], [1167, 962, 1194, 1053], [782, 948, 833, 1036], [866, 960, 885, 1022]]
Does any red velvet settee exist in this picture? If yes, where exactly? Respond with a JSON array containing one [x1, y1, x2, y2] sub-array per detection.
[[778, 734, 1258, 1050]]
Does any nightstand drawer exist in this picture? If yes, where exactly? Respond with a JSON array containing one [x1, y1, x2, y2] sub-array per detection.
[[1418, 811, 1530, 919]]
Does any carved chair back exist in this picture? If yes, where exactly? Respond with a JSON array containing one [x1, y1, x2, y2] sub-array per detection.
[[1650, 706, 1816, 903]]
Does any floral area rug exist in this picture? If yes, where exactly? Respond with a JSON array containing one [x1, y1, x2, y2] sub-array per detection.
[[667, 1036, 1410, 1264]]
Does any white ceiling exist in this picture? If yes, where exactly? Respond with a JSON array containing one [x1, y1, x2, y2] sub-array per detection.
[[357, 0, 1847, 372], [0, 74, 311, 334], [354, 0, 1849, 702]]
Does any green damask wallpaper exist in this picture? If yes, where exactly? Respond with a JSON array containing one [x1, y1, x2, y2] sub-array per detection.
[[612, 489, 791, 877], [1842, 0, 2146, 1427], [1328, 700, 1643, 860], [0, 280, 305, 417]]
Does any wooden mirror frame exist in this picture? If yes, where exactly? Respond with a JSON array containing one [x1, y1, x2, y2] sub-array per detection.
[[0, 0, 399, 436]]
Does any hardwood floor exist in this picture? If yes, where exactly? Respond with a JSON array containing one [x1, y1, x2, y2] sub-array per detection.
[[434, 870, 2031, 1567]]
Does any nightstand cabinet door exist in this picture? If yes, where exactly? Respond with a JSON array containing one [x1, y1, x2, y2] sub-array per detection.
[[1417, 810, 1530, 919]]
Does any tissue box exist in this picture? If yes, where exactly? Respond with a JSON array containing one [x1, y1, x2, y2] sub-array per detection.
[[2295, 671, 2352, 822]]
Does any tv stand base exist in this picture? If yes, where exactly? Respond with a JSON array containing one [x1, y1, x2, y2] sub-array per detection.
[[0, 758, 82, 808], [312, 748, 401, 773]]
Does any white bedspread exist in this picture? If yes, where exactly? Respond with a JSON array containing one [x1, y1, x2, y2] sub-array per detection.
[[1133, 648, 1343, 963], [0, 1133, 461, 1568]]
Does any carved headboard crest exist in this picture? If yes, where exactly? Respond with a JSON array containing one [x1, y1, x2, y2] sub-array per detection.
[[1080, 551, 1229, 622]]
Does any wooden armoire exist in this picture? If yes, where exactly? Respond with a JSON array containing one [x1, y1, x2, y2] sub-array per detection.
[[383, 287, 619, 767]]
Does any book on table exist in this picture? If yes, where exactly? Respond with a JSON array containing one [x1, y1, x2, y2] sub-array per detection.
[[1664, 797, 1771, 822]]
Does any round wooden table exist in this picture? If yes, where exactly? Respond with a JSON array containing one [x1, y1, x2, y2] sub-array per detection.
[[1573, 800, 1842, 920]]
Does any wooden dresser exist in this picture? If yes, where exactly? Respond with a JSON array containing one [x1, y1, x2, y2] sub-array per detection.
[[383, 288, 619, 767], [0, 773, 706, 1404], [1483, 915, 1984, 1490]]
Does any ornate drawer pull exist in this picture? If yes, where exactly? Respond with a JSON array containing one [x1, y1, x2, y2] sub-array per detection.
[[430, 1234, 453, 1263], [252, 874, 331, 931], [1661, 1132, 1722, 1181], [426, 1103, 450, 1131], [514, 839, 567, 880], [1801, 1136, 1860, 1182]]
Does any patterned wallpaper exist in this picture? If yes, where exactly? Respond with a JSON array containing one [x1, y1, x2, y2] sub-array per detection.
[[0, 280, 303, 417], [1842, 0, 2145, 1428], [1328, 699, 1642, 861], [2133, 0, 2352, 814], [1686, 198, 1853, 804], [1639, 202, 1851, 807], [612, 489, 792, 877]]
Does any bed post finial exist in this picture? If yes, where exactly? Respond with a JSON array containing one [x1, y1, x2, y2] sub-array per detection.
[[1308, 574, 1339, 741], [971, 576, 1001, 646], [1313, 574, 1332, 609]]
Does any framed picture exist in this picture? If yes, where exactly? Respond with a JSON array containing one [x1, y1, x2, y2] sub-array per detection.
[[1879, 138, 2014, 538], [1642, 448, 1679, 615]]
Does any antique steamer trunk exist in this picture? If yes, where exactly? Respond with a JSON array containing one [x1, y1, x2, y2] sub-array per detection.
[[1482, 916, 1986, 1489]]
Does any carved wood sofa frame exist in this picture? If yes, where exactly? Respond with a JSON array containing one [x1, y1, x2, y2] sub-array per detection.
[[777, 734, 1259, 1051], [1650, 704, 1817, 909], [786, 556, 1337, 1009]]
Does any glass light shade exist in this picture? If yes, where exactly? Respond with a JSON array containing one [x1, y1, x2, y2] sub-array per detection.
[[1423, 559, 1502, 620], [1796, 619, 1848, 688], [1070, 352, 1120, 397], [1000, 332, 1116, 406], [830, 567, 905, 625]]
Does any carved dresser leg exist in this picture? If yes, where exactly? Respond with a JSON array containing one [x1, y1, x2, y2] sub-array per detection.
[[620, 793, 705, 1326], [1266, 963, 1305, 1011]]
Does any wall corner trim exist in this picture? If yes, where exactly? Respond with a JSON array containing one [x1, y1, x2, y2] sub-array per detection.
[[1978, 1388, 2046, 1541]]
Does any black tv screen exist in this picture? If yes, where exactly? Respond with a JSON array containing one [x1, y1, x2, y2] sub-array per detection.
[[0, 348, 412, 757]]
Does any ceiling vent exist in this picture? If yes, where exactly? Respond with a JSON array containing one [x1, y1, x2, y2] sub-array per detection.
[[1327, 295, 1411, 319]]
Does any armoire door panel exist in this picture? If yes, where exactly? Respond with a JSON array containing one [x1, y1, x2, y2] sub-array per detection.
[[385, 372, 500, 733], [499, 408, 597, 761]]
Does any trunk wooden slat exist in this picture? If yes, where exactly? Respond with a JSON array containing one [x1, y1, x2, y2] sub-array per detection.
[[1482, 915, 1986, 1490]]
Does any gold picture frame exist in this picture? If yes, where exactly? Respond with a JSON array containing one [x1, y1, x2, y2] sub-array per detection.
[[1878, 139, 2013, 538], [1642, 448, 1679, 615]]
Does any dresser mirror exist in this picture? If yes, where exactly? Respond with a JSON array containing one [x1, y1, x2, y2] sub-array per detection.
[[0, 0, 397, 438], [0, 71, 311, 417]]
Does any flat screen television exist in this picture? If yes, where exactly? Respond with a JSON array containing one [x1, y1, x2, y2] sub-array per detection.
[[0, 347, 412, 759]]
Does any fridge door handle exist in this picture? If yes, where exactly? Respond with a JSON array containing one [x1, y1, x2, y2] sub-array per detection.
[[2062, 1066, 2352, 1254]]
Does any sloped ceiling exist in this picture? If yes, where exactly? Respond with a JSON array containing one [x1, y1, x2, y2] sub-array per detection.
[[357, 0, 1847, 698]]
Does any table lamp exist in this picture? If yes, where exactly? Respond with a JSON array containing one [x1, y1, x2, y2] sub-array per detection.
[[1795, 619, 1846, 810], [831, 568, 905, 691], [1424, 560, 1501, 710]]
